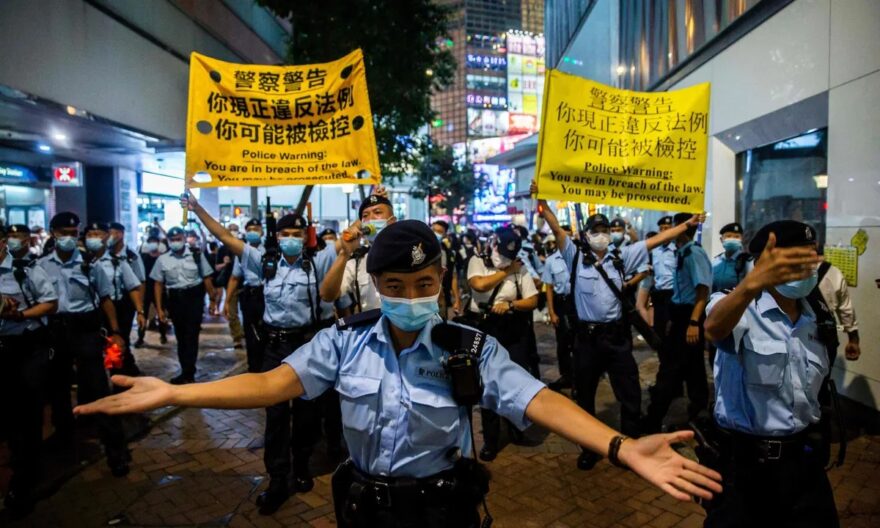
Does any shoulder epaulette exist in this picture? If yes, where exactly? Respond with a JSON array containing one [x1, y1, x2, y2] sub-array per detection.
[[336, 308, 382, 330]]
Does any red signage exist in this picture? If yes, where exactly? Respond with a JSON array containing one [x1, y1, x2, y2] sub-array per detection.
[[52, 162, 83, 187]]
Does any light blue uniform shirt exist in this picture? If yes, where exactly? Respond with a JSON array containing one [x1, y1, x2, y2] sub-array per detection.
[[0, 254, 57, 335], [149, 248, 213, 289], [98, 251, 141, 301], [540, 251, 570, 295], [114, 246, 146, 283], [560, 238, 648, 322], [712, 250, 753, 293], [707, 291, 829, 436], [284, 314, 546, 478], [651, 243, 676, 291], [241, 243, 337, 327], [232, 244, 265, 287], [518, 247, 542, 279], [672, 241, 712, 305], [37, 249, 114, 314]]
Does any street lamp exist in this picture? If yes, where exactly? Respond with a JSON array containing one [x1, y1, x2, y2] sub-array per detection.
[[340, 184, 356, 228]]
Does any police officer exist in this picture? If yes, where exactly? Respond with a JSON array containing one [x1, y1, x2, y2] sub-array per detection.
[[94, 221, 147, 375], [534, 181, 703, 470], [320, 193, 396, 313], [0, 225, 58, 517], [542, 234, 575, 391], [431, 220, 463, 316], [77, 219, 723, 527], [466, 226, 539, 461], [150, 225, 215, 384], [226, 218, 266, 372], [135, 231, 168, 346], [38, 212, 130, 476], [650, 216, 677, 344], [185, 192, 339, 515], [712, 222, 753, 293], [702, 220, 836, 527], [643, 213, 713, 433]]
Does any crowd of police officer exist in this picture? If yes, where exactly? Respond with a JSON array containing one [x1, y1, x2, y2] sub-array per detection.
[[1, 179, 859, 526]]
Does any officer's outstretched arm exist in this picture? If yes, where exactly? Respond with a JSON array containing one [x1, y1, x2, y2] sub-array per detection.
[[525, 388, 722, 501], [73, 365, 304, 416], [704, 233, 819, 341], [182, 191, 246, 257], [644, 214, 704, 251]]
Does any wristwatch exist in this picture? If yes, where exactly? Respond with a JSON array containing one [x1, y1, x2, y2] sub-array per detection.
[[507, 301, 514, 312]]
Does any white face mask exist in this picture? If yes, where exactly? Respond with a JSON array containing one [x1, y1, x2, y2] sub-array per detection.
[[490, 248, 512, 269], [587, 232, 611, 252]]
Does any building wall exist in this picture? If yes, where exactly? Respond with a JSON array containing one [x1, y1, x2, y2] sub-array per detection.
[[664, 0, 880, 408]]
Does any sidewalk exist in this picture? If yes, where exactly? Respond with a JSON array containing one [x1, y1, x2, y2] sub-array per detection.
[[2, 321, 878, 527]]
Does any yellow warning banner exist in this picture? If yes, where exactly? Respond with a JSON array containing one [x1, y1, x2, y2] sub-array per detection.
[[535, 71, 709, 213], [185, 49, 381, 188]]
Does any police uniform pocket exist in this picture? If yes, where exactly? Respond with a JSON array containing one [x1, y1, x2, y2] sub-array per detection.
[[181, 260, 200, 282], [406, 384, 461, 449], [337, 374, 381, 431], [743, 339, 787, 389], [577, 273, 598, 296], [293, 275, 315, 301], [804, 338, 830, 376]]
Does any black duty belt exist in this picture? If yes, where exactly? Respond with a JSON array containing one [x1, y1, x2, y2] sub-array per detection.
[[263, 323, 310, 340], [717, 426, 810, 463], [241, 285, 263, 295], [348, 460, 457, 509], [167, 284, 205, 296], [51, 310, 102, 330], [576, 319, 624, 334]]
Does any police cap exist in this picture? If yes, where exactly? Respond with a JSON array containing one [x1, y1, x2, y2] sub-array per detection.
[[358, 194, 392, 219], [109, 222, 125, 231], [586, 213, 609, 230], [673, 213, 693, 226], [610, 218, 626, 229], [318, 228, 336, 238], [657, 216, 673, 227], [245, 218, 262, 229], [85, 221, 110, 233], [7, 224, 30, 235], [276, 214, 307, 231], [494, 226, 522, 259], [50, 212, 80, 230], [720, 222, 743, 235], [749, 220, 817, 255], [167, 226, 185, 237], [367, 220, 442, 274]]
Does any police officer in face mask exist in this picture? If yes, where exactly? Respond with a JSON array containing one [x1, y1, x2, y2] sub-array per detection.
[[712, 223, 753, 293], [702, 221, 837, 527], [77, 220, 724, 528], [135, 232, 168, 347], [150, 226, 216, 384], [1, 225, 58, 517], [184, 191, 340, 514], [37, 212, 130, 477], [226, 218, 266, 372]]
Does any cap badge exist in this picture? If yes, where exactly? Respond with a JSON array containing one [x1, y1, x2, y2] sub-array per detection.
[[506, 241, 516, 251], [806, 226, 813, 240], [370, 196, 377, 203], [411, 243, 425, 266]]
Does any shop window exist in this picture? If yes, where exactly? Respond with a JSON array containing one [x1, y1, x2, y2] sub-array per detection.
[[735, 128, 828, 248]]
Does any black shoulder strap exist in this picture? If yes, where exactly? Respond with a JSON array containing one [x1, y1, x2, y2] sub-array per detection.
[[336, 308, 382, 330], [677, 246, 692, 270], [734, 252, 753, 276], [431, 322, 487, 358], [126, 248, 138, 263], [591, 255, 629, 307], [569, 246, 580, 300], [817, 261, 832, 283]]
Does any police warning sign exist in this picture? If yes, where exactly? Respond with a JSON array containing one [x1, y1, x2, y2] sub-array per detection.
[[185, 49, 381, 188], [535, 71, 710, 213]]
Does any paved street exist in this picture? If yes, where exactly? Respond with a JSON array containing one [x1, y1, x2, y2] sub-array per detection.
[[1, 317, 878, 527]]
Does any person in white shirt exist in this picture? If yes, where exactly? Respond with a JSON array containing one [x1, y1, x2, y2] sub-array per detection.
[[816, 260, 860, 360]]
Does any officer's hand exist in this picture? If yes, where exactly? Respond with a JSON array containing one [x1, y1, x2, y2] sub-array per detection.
[[0, 297, 20, 318], [73, 376, 175, 415], [529, 179, 538, 196], [158, 310, 168, 324], [845, 341, 861, 361], [452, 298, 462, 315], [686, 325, 700, 345], [341, 221, 362, 254], [490, 302, 509, 315], [684, 213, 706, 227], [549, 312, 560, 327], [747, 233, 820, 290], [180, 190, 198, 211], [372, 185, 389, 199], [110, 334, 125, 349], [137, 312, 147, 332], [505, 260, 523, 275], [619, 430, 723, 501], [223, 301, 231, 319]]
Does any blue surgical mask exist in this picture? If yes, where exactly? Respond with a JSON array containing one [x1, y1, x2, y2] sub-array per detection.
[[56, 236, 77, 252], [279, 237, 303, 256], [6, 238, 23, 253], [169, 241, 185, 252], [85, 237, 104, 252], [379, 293, 439, 332], [107, 235, 118, 247], [245, 231, 262, 244], [144, 242, 159, 253], [775, 272, 818, 299], [435, 232, 443, 242], [611, 232, 624, 245], [722, 238, 743, 253], [365, 219, 387, 241]]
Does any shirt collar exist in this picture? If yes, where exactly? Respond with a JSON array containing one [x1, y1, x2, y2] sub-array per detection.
[[51, 248, 83, 265], [755, 291, 816, 322], [370, 314, 443, 360], [724, 249, 742, 261], [676, 240, 695, 255]]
